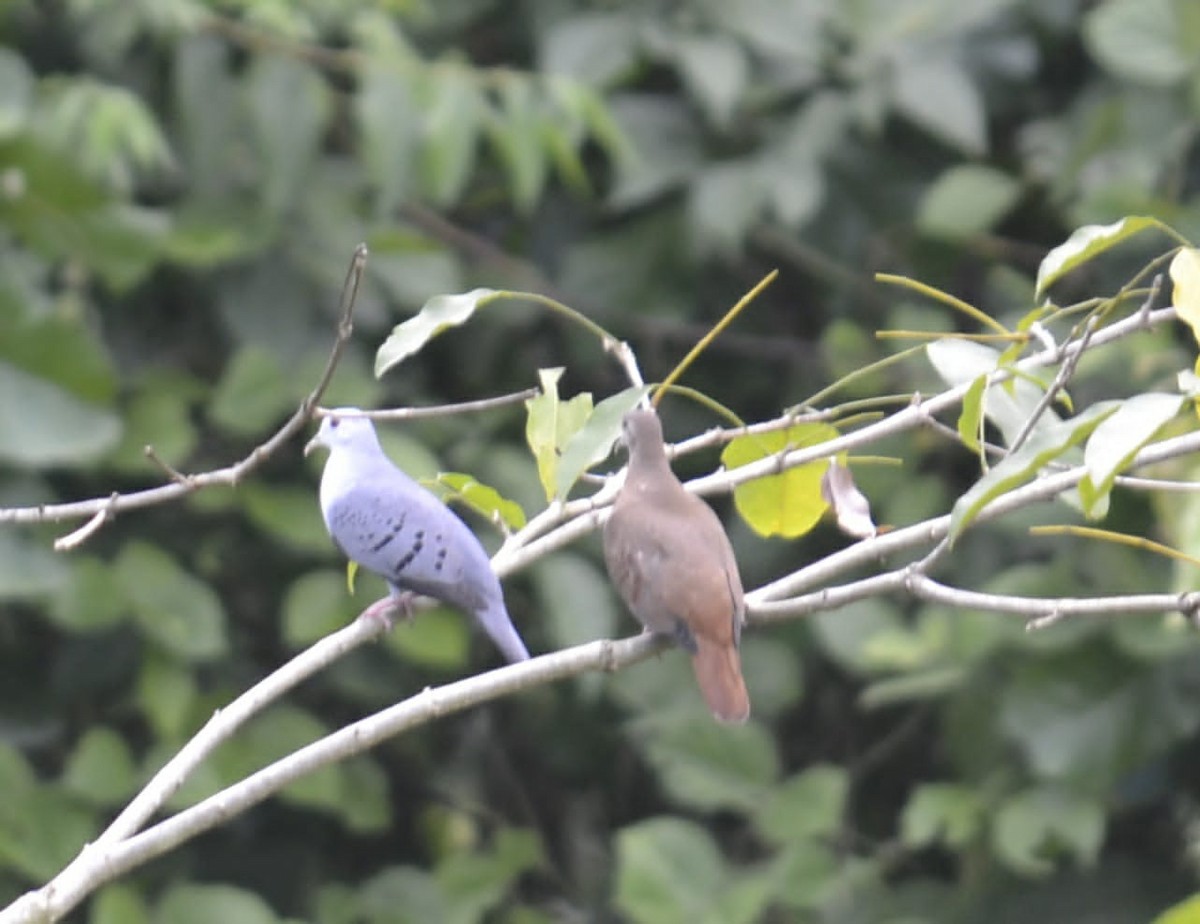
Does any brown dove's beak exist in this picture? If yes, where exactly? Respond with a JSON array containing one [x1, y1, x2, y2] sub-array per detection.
[[303, 434, 322, 457]]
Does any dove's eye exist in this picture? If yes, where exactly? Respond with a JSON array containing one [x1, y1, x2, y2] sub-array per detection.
[[329, 419, 340, 429]]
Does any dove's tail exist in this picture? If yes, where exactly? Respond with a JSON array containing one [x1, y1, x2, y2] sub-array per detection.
[[476, 599, 531, 663], [691, 636, 750, 724]]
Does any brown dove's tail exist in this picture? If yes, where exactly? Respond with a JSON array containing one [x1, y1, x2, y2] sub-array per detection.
[[691, 637, 750, 724]]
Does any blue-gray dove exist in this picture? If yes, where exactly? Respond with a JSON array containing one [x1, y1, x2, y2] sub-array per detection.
[[305, 408, 530, 663]]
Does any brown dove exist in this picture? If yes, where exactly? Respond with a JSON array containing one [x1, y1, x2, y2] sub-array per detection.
[[603, 408, 750, 723]]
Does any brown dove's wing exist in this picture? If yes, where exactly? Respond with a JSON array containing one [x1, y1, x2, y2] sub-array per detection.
[[674, 496, 749, 723], [605, 500, 750, 723]]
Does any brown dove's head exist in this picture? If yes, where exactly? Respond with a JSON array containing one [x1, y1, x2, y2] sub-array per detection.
[[620, 409, 667, 465]]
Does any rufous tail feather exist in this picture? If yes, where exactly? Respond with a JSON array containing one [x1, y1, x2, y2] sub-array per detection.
[[691, 637, 750, 724]]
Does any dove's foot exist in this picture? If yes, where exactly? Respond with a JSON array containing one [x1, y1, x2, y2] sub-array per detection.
[[358, 592, 416, 630]]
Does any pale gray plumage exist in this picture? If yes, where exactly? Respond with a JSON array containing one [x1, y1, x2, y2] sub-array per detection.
[[305, 408, 529, 663]]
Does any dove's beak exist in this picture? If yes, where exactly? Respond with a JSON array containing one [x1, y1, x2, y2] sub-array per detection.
[[303, 434, 322, 457]]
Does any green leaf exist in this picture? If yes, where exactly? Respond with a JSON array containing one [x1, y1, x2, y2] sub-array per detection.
[[419, 70, 481, 207], [764, 841, 840, 912], [487, 76, 548, 213], [432, 473, 526, 531], [0, 48, 33, 139], [1035, 216, 1163, 297], [92, 884, 151, 924], [957, 374, 987, 455], [436, 828, 542, 924], [541, 13, 638, 85], [155, 884, 281, 924], [105, 374, 199, 474], [0, 362, 121, 466], [0, 529, 68, 601], [672, 35, 748, 128], [860, 666, 967, 708], [615, 817, 727, 924], [753, 765, 848, 846], [917, 165, 1021, 238], [525, 368, 593, 502], [991, 787, 1104, 877], [116, 541, 228, 662], [893, 58, 987, 154], [0, 300, 117, 401], [926, 339, 1059, 446], [386, 606, 471, 670], [246, 55, 329, 214], [639, 716, 779, 812], [688, 160, 765, 254], [375, 288, 498, 378], [740, 637, 804, 717], [241, 483, 335, 556], [1084, 0, 1198, 86], [0, 746, 95, 880], [136, 653, 198, 741], [901, 783, 983, 849], [949, 402, 1119, 541], [340, 757, 391, 834], [357, 60, 419, 215], [162, 206, 268, 268], [262, 708, 340, 813], [49, 556, 126, 630], [810, 599, 906, 676], [208, 346, 296, 437], [282, 569, 359, 647], [62, 727, 137, 806], [1079, 392, 1183, 515], [533, 552, 619, 650], [359, 867, 447, 924], [721, 422, 839, 538], [555, 385, 650, 498]]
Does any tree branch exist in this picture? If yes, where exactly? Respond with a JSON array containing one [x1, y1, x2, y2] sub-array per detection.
[[0, 244, 369, 540]]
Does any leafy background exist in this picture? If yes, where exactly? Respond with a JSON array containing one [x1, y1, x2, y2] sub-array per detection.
[[4, 0, 1200, 921]]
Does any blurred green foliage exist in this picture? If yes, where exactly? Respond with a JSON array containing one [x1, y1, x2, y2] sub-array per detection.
[[3, 0, 1200, 921]]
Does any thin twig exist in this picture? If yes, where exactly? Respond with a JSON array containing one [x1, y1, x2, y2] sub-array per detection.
[[1, 245, 368, 538], [143, 446, 192, 486], [52, 493, 119, 552], [315, 388, 538, 420]]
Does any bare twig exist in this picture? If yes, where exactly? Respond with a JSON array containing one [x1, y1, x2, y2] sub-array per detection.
[[143, 446, 193, 486], [52, 493, 119, 552], [0, 245, 368, 539], [315, 388, 538, 420]]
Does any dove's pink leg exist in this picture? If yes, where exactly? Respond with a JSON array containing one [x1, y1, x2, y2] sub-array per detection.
[[358, 591, 416, 629]]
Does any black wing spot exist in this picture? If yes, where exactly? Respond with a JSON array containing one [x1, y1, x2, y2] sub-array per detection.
[[393, 533, 425, 574], [371, 514, 407, 553]]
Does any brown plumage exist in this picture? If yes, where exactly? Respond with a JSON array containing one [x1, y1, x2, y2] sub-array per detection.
[[603, 409, 750, 723]]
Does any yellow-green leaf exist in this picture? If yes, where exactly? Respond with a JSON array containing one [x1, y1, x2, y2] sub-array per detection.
[[1170, 247, 1200, 346], [524, 368, 593, 502], [721, 423, 840, 538], [957, 375, 987, 456], [432, 472, 527, 530]]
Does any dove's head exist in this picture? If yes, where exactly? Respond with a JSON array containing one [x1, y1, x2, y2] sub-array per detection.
[[618, 408, 670, 471], [620, 408, 662, 451], [304, 408, 381, 457]]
